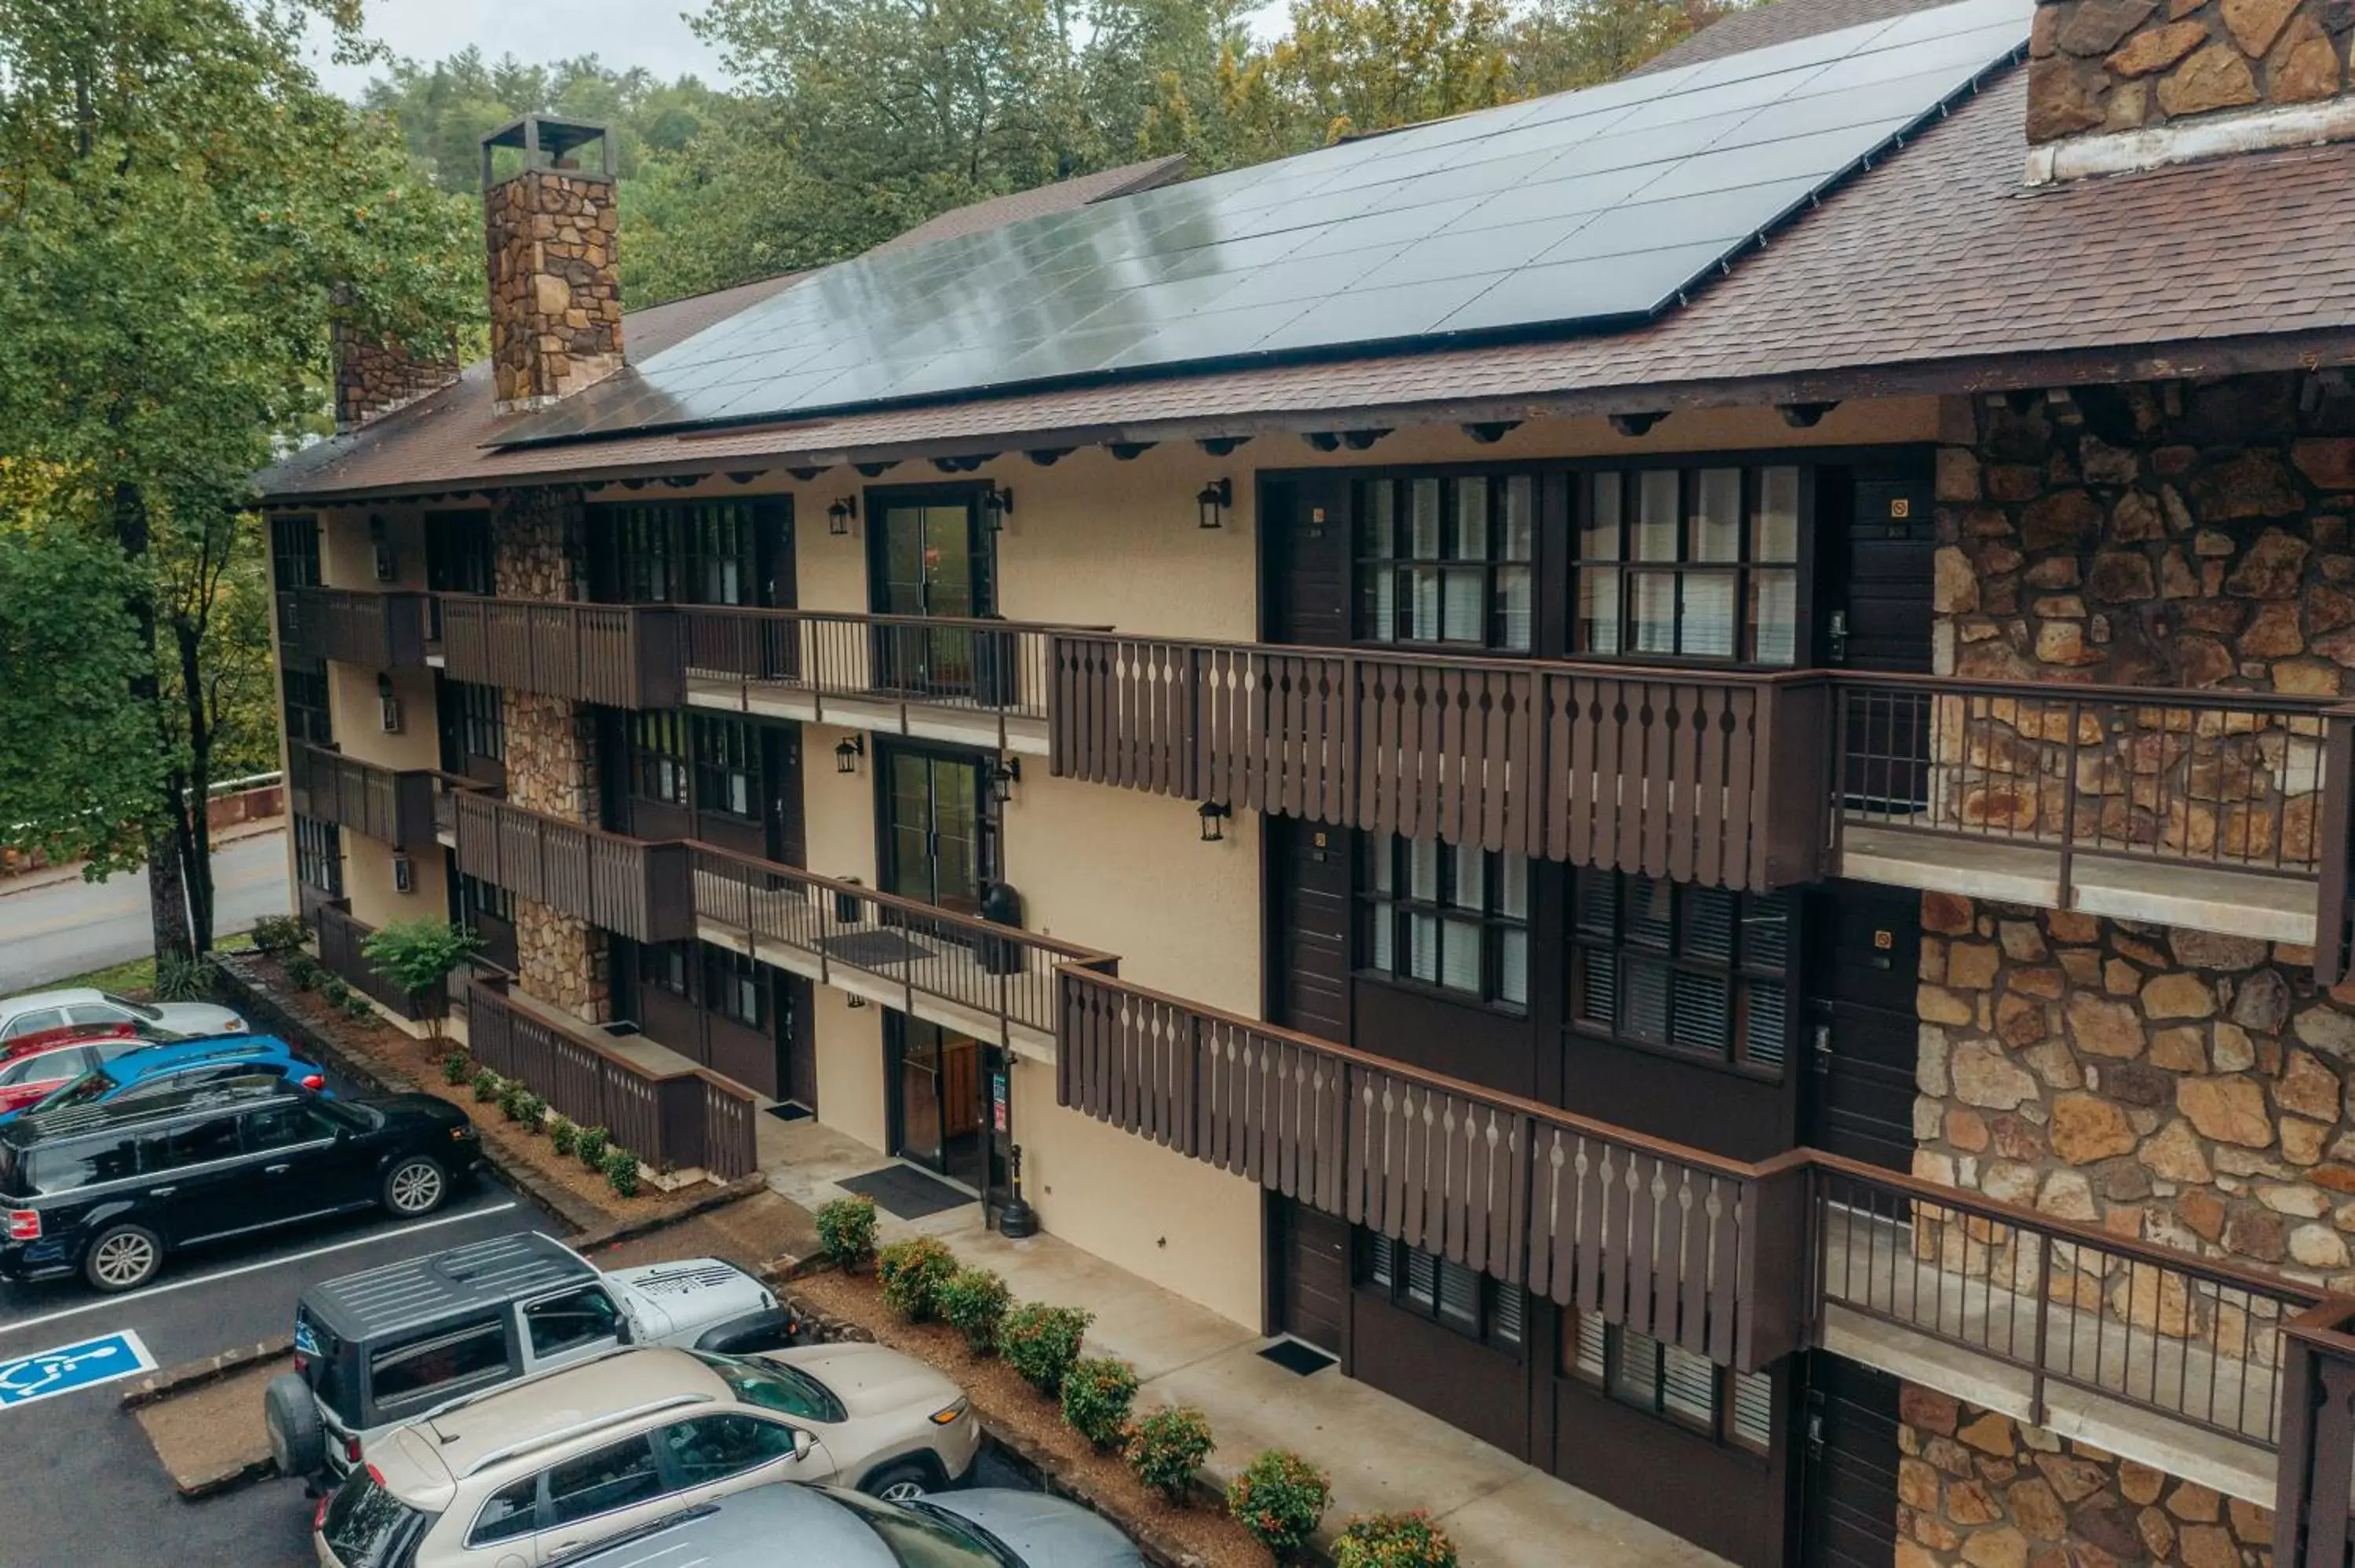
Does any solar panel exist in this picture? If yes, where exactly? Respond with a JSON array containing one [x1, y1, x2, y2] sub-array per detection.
[[498, 0, 2028, 447]]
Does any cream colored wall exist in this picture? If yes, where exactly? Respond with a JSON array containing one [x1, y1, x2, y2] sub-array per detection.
[[325, 663, 440, 773], [317, 505, 429, 592], [1000, 772, 1259, 1012], [342, 827, 447, 931], [795, 489, 870, 616], [800, 724, 880, 887], [812, 986, 888, 1151], [1014, 1068, 1264, 1328]]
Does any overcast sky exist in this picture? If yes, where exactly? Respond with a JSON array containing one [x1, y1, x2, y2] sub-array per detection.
[[303, 0, 733, 97]]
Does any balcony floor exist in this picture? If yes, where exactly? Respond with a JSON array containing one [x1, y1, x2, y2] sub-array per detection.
[[1833, 822, 2316, 944], [685, 676, 1051, 757]]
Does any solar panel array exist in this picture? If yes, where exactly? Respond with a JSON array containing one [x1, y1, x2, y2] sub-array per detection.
[[499, 0, 2029, 447]]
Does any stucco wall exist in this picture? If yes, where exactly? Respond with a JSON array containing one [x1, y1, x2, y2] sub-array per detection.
[[324, 662, 440, 774], [342, 831, 445, 932], [800, 724, 882, 888], [812, 986, 888, 1153], [317, 505, 429, 593]]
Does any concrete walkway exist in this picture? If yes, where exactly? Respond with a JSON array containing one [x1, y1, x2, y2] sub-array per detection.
[[765, 1118, 1732, 1568]]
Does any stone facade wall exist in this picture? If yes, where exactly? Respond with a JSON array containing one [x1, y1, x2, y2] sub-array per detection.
[[1897, 1385, 2272, 1567], [2027, 0, 2348, 144], [484, 169, 623, 412], [1915, 892, 2355, 1283], [491, 484, 608, 1023], [330, 319, 458, 432]]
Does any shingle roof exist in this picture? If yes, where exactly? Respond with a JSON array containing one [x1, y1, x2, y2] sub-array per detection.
[[868, 155, 1188, 254], [1639, 0, 1959, 73], [260, 20, 2355, 503]]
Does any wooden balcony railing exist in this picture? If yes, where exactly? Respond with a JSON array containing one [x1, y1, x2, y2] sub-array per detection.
[[456, 972, 758, 1180], [452, 793, 695, 944], [315, 903, 446, 1021], [684, 608, 1076, 738], [692, 846, 1116, 1041], [278, 587, 429, 669], [288, 745, 436, 851], [1050, 634, 1829, 892], [438, 595, 685, 709], [2275, 1303, 2355, 1564]]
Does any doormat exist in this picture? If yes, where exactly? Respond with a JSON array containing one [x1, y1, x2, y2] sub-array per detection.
[[1257, 1338, 1338, 1377], [765, 1103, 813, 1123], [838, 1164, 972, 1220], [823, 930, 933, 968]]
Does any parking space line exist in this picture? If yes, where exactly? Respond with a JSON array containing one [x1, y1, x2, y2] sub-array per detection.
[[0, 1202, 518, 1340]]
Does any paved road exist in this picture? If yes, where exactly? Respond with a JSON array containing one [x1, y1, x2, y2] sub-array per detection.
[[0, 829, 291, 993]]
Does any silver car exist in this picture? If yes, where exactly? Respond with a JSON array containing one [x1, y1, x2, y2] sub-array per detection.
[[545, 1479, 1147, 1567]]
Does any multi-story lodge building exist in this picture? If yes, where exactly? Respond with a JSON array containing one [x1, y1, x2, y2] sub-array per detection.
[[257, 0, 2355, 1559]]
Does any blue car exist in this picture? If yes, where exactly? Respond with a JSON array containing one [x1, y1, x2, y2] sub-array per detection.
[[6, 1035, 327, 1123]]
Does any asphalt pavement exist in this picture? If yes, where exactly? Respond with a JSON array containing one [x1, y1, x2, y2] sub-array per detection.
[[0, 829, 292, 993]]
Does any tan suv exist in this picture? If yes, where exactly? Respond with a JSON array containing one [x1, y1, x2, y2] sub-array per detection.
[[312, 1344, 980, 1568]]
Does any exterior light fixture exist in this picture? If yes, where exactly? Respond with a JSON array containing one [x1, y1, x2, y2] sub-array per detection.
[[1196, 477, 1232, 530], [1198, 800, 1231, 842], [377, 673, 403, 734], [982, 487, 1014, 533], [835, 734, 864, 774], [827, 497, 857, 536], [990, 755, 1021, 804]]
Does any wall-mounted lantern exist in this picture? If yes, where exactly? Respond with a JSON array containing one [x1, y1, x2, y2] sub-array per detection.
[[377, 673, 403, 734], [1198, 800, 1231, 842], [827, 496, 857, 536], [835, 734, 865, 775], [982, 487, 1014, 534], [1196, 477, 1232, 531], [369, 515, 397, 582], [990, 755, 1021, 804]]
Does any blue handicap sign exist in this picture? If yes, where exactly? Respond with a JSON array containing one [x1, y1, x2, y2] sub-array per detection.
[[0, 1330, 156, 1410]]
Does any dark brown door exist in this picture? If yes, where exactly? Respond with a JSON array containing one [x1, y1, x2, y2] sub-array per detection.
[[1820, 471, 1936, 673], [1275, 1198, 1349, 1353], [782, 974, 817, 1112], [1802, 884, 1921, 1172], [765, 725, 804, 865], [1266, 819, 1349, 1043], [1260, 476, 1351, 647], [1798, 1354, 1902, 1568]]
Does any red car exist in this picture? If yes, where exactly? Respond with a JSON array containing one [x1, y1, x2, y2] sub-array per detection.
[[0, 1023, 174, 1115]]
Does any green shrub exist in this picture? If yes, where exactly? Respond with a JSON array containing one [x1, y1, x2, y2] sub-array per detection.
[[470, 1067, 502, 1103], [603, 1147, 640, 1198], [497, 1080, 529, 1121], [1334, 1512, 1457, 1568], [996, 1302, 1092, 1398], [1125, 1406, 1214, 1504], [575, 1125, 610, 1169], [875, 1237, 958, 1322], [154, 951, 212, 1002], [514, 1092, 546, 1129], [283, 953, 323, 990], [250, 915, 309, 957], [813, 1195, 878, 1272], [1059, 1357, 1138, 1449], [548, 1116, 577, 1157], [936, 1266, 1011, 1355], [358, 919, 480, 1043], [1228, 1451, 1331, 1560], [340, 991, 376, 1022], [318, 975, 352, 1007], [440, 1050, 469, 1085]]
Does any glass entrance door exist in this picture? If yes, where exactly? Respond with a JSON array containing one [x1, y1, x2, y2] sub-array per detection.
[[871, 497, 988, 700], [891, 1017, 988, 1192], [881, 746, 987, 916]]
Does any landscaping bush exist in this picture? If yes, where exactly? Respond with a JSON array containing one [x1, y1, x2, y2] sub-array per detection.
[[441, 1050, 469, 1085], [548, 1116, 577, 1157], [876, 1237, 958, 1322], [470, 1067, 502, 1103], [283, 953, 323, 990], [575, 1125, 610, 1169], [498, 1080, 530, 1121], [1228, 1451, 1331, 1561], [358, 919, 480, 1044], [340, 991, 375, 1022], [813, 1195, 878, 1272], [1334, 1512, 1457, 1568], [1125, 1406, 1214, 1504], [319, 975, 352, 1007], [250, 915, 308, 957], [154, 951, 211, 1002], [514, 1092, 546, 1130], [602, 1147, 640, 1198], [1059, 1357, 1138, 1449], [936, 1265, 1011, 1355], [996, 1302, 1092, 1398]]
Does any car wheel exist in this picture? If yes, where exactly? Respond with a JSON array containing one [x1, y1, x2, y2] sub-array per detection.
[[862, 1458, 939, 1504], [382, 1156, 447, 1217], [264, 1373, 327, 1478], [83, 1223, 162, 1293]]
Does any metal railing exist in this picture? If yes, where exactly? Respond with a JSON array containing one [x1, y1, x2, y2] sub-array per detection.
[[457, 972, 758, 1180]]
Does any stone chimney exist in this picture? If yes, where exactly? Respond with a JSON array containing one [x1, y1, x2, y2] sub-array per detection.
[[480, 115, 624, 414], [330, 286, 459, 433], [2025, 0, 2353, 180]]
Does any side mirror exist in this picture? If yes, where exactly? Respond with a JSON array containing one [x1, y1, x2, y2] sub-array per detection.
[[614, 1315, 635, 1345], [791, 1428, 815, 1461]]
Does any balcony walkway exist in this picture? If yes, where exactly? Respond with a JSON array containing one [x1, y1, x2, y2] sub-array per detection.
[[683, 673, 1053, 757]]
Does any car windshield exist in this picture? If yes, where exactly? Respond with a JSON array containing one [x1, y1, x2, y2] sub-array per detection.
[[823, 1489, 1012, 1568], [691, 1351, 841, 1422], [320, 1465, 434, 1568], [32, 1067, 120, 1113], [99, 994, 163, 1021]]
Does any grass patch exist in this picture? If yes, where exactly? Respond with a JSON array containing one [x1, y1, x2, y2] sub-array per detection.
[[46, 932, 254, 998]]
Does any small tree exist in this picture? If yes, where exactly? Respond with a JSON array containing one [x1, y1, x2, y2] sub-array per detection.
[[359, 919, 482, 1041]]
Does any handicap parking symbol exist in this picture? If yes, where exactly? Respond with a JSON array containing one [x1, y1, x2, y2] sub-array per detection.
[[0, 1331, 156, 1410]]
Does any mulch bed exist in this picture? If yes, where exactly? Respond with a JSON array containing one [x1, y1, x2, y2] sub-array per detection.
[[238, 953, 717, 1233], [790, 1268, 1283, 1568]]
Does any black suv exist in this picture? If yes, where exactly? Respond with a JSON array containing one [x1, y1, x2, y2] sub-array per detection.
[[0, 1082, 480, 1292]]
